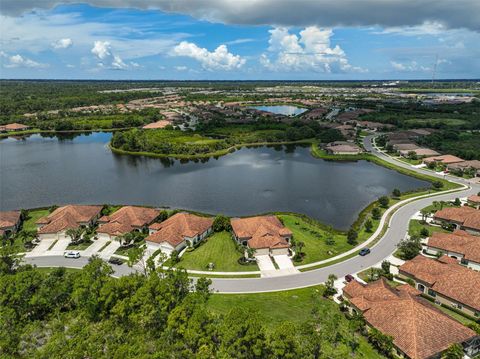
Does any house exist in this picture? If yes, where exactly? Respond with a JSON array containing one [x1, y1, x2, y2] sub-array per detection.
[[230, 215, 292, 256], [433, 206, 480, 235], [399, 148, 440, 158], [398, 255, 480, 318], [142, 120, 172, 129], [0, 123, 30, 132], [343, 278, 479, 359], [36, 205, 103, 240], [425, 230, 480, 270], [0, 210, 22, 237], [448, 160, 480, 177], [423, 154, 464, 166], [392, 143, 419, 152], [145, 213, 213, 255], [96, 206, 159, 241], [468, 195, 480, 209], [325, 141, 363, 155]]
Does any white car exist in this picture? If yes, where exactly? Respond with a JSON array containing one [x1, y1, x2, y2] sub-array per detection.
[[64, 251, 80, 259]]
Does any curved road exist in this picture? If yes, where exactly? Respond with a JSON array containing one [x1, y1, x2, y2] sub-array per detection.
[[24, 135, 479, 293]]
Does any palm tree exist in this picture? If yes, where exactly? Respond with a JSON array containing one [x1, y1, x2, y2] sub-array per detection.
[[420, 209, 430, 223]]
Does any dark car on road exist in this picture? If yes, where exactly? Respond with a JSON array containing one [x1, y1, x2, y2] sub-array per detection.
[[359, 248, 371, 256], [108, 257, 123, 265], [345, 274, 355, 282]]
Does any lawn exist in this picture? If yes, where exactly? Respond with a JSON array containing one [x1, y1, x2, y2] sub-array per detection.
[[23, 208, 49, 231], [408, 219, 451, 237], [278, 214, 355, 265], [67, 240, 93, 250], [175, 231, 258, 272], [206, 286, 384, 358]]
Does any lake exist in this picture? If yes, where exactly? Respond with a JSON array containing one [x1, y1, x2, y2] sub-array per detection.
[[250, 105, 308, 116], [0, 132, 428, 229]]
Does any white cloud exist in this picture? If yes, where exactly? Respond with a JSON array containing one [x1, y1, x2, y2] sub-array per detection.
[[1, 0, 478, 31], [1, 52, 48, 68], [91, 41, 127, 69], [261, 26, 364, 73], [174, 65, 188, 71], [172, 41, 245, 71], [390, 61, 431, 72], [52, 38, 73, 49]]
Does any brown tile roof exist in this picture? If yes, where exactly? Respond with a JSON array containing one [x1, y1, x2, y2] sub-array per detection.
[[2, 123, 29, 131], [37, 205, 103, 234], [428, 230, 480, 264], [146, 213, 213, 247], [231, 215, 292, 250], [468, 195, 480, 204], [433, 206, 479, 226], [448, 160, 480, 171], [97, 206, 159, 236], [345, 279, 476, 359], [423, 154, 464, 164], [0, 210, 21, 229], [399, 255, 480, 311], [142, 120, 171, 129]]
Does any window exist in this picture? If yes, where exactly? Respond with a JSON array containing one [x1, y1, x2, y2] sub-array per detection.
[[417, 284, 425, 292], [427, 289, 436, 297], [460, 258, 468, 265]]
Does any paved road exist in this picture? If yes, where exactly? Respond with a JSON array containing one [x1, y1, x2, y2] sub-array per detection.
[[23, 135, 479, 293]]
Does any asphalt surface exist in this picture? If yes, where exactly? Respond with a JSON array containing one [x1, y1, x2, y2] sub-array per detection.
[[23, 135, 479, 293]]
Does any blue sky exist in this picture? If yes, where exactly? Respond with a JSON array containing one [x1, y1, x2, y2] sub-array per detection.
[[1, 1, 479, 80]]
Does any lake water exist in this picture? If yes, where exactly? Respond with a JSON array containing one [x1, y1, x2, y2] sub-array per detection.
[[250, 105, 308, 116], [0, 132, 428, 229]]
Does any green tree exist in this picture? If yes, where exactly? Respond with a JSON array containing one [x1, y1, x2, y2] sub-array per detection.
[[367, 328, 393, 357], [212, 215, 231, 232], [66, 227, 85, 244], [268, 322, 301, 359], [195, 277, 212, 300], [420, 227, 430, 238], [364, 219, 373, 233], [420, 209, 430, 223], [378, 196, 390, 208], [441, 343, 463, 359], [433, 181, 444, 190], [347, 229, 358, 245], [453, 198, 461, 206], [170, 250, 180, 265], [372, 207, 382, 220], [324, 274, 338, 297], [397, 235, 422, 260], [392, 188, 401, 198], [0, 244, 24, 274]]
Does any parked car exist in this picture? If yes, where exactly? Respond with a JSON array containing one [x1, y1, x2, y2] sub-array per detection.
[[108, 257, 123, 265], [345, 274, 355, 282], [359, 248, 371, 256], [64, 251, 80, 259]]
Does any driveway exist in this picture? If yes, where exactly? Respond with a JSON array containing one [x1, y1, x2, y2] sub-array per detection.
[[99, 241, 121, 260], [26, 238, 56, 257], [256, 255, 277, 277], [82, 238, 110, 256], [273, 255, 299, 275], [49, 238, 70, 252]]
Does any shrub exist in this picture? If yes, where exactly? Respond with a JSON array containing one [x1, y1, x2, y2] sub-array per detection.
[[347, 229, 358, 245], [378, 196, 390, 208]]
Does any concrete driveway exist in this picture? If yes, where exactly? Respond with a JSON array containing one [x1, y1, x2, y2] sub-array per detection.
[[83, 238, 110, 256], [273, 255, 299, 275], [99, 241, 121, 260]]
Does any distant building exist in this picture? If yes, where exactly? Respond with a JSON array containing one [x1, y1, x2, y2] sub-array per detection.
[[468, 195, 480, 209], [325, 141, 363, 155], [0, 210, 22, 237], [433, 206, 480, 235], [423, 154, 464, 166], [0, 123, 30, 132], [448, 160, 480, 177], [142, 120, 172, 129]]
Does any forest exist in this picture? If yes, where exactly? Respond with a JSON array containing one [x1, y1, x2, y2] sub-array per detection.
[[0, 257, 380, 359]]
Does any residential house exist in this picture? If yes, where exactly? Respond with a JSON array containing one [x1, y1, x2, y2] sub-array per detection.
[[425, 230, 480, 270], [0, 123, 30, 132], [231, 215, 292, 256], [96, 206, 159, 242], [448, 160, 480, 177], [468, 195, 480, 209], [145, 213, 213, 255], [399, 147, 440, 158], [36, 205, 103, 241], [0, 210, 22, 237], [398, 255, 480, 318], [433, 206, 480, 235], [423, 154, 465, 166], [142, 120, 172, 129], [325, 141, 363, 155], [343, 278, 479, 359]]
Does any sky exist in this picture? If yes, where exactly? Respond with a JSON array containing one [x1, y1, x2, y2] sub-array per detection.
[[1, 0, 479, 80]]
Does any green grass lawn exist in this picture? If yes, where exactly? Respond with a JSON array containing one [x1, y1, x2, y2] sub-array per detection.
[[278, 214, 355, 265], [22, 209, 49, 231], [206, 286, 384, 358], [114, 240, 144, 256], [66, 240, 93, 250], [408, 219, 451, 237], [175, 231, 258, 272]]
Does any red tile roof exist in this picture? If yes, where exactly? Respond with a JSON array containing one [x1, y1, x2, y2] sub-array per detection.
[[0, 210, 21, 229], [97, 206, 159, 236], [468, 195, 480, 204], [433, 206, 480, 231], [146, 212, 213, 247], [142, 120, 171, 129], [427, 230, 480, 264], [423, 154, 464, 164], [344, 279, 476, 359], [231, 215, 292, 250], [399, 255, 480, 311], [37, 205, 103, 234], [1, 123, 29, 131]]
